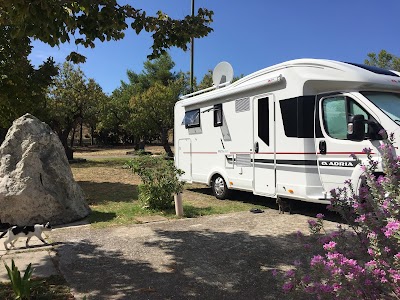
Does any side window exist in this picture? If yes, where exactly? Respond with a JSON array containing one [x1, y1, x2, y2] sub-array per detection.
[[349, 100, 369, 134], [322, 96, 372, 140], [280, 96, 318, 138], [322, 97, 347, 139], [280, 98, 297, 137], [214, 104, 223, 127], [184, 109, 200, 128], [258, 97, 269, 145]]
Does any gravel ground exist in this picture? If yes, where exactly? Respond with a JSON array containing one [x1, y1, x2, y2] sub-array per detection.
[[50, 209, 340, 300]]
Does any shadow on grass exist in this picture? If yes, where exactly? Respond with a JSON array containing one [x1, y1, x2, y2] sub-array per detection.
[[71, 159, 130, 168], [78, 181, 138, 204], [187, 187, 344, 223], [181, 205, 214, 218], [88, 211, 118, 224]]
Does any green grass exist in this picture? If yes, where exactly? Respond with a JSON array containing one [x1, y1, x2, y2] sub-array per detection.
[[71, 158, 272, 228], [0, 275, 73, 300], [71, 157, 131, 168]]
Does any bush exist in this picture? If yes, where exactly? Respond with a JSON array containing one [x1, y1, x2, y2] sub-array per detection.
[[4, 259, 37, 300], [275, 132, 400, 299], [127, 155, 184, 210]]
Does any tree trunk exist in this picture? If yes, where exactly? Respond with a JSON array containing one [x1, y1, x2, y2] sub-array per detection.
[[161, 127, 173, 157], [79, 120, 83, 146], [70, 126, 76, 148], [90, 126, 95, 145], [59, 130, 74, 160]]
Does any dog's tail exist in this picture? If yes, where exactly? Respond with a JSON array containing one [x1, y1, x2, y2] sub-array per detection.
[[0, 230, 7, 239]]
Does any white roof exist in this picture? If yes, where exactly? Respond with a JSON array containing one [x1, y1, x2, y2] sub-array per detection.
[[180, 59, 400, 108]]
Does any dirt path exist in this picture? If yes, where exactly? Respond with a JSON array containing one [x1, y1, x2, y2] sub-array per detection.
[[50, 211, 339, 300]]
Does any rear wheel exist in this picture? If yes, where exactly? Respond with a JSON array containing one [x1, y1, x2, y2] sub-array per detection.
[[211, 175, 230, 200]]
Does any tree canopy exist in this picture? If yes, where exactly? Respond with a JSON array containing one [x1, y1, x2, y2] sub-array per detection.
[[46, 62, 107, 158], [364, 50, 400, 71], [1, 0, 214, 63], [0, 24, 57, 138]]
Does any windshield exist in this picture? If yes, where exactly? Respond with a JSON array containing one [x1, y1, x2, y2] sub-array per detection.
[[361, 92, 400, 123]]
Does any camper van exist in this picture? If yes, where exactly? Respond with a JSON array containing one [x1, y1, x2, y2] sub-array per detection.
[[174, 59, 400, 204]]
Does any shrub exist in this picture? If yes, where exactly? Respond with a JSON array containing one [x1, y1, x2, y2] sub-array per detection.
[[4, 259, 36, 300], [275, 133, 400, 299], [127, 155, 184, 210]]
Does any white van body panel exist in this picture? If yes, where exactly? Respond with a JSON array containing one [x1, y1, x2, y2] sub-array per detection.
[[174, 59, 400, 204]]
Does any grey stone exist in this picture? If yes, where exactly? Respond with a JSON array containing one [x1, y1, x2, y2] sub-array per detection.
[[0, 114, 90, 225]]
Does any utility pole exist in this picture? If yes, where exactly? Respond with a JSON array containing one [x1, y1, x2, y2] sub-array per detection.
[[190, 0, 195, 93]]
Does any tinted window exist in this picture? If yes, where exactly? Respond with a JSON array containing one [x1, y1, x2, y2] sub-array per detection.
[[258, 97, 269, 145], [280, 98, 297, 137], [280, 96, 316, 138], [184, 109, 200, 128], [298, 96, 316, 138], [214, 104, 223, 127]]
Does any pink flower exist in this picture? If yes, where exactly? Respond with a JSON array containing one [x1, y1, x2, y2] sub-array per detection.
[[311, 255, 324, 266], [282, 282, 293, 292], [293, 260, 301, 266], [285, 269, 295, 278], [359, 214, 366, 222], [316, 213, 325, 219], [365, 260, 377, 268], [383, 220, 400, 237], [323, 241, 337, 251], [308, 219, 317, 226]]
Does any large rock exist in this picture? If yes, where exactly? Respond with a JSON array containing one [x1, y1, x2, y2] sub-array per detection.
[[0, 114, 90, 225]]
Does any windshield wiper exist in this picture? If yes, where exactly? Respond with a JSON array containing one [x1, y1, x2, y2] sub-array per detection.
[[395, 120, 400, 125]]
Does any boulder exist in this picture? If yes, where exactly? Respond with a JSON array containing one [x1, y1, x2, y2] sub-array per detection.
[[0, 114, 90, 225]]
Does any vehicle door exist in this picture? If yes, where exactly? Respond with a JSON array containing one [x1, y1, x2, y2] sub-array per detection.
[[253, 95, 276, 196], [315, 93, 380, 194]]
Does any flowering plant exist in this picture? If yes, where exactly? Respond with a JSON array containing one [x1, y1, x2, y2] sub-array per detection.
[[275, 133, 400, 299]]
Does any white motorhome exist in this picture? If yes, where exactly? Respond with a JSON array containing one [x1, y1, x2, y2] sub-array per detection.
[[174, 59, 400, 204]]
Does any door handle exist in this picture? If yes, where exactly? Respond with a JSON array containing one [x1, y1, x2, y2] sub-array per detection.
[[254, 142, 259, 153], [319, 140, 327, 155]]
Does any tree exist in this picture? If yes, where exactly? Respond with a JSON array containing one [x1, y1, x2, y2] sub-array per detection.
[[46, 62, 105, 159], [364, 50, 400, 71], [97, 86, 134, 145], [82, 79, 107, 146], [0, 24, 57, 142], [105, 53, 184, 153], [131, 80, 182, 157], [1, 0, 214, 63]]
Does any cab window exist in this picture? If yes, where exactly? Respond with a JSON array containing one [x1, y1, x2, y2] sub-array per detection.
[[322, 96, 374, 140]]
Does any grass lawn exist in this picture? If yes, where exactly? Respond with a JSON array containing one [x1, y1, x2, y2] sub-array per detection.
[[71, 157, 271, 228]]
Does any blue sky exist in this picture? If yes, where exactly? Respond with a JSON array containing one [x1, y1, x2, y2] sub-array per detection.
[[29, 0, 400, 95]]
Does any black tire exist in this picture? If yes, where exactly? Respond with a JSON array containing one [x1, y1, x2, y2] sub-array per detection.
[[211, 175, 230, 200]]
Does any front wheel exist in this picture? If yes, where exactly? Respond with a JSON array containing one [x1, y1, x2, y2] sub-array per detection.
[[211, 175, 230, 200]]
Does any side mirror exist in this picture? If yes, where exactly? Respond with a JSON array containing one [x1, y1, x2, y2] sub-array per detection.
[[347, 114, 365, 141]]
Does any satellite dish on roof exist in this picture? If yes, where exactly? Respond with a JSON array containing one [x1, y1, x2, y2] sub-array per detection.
[[213, 61, 234, 86]]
